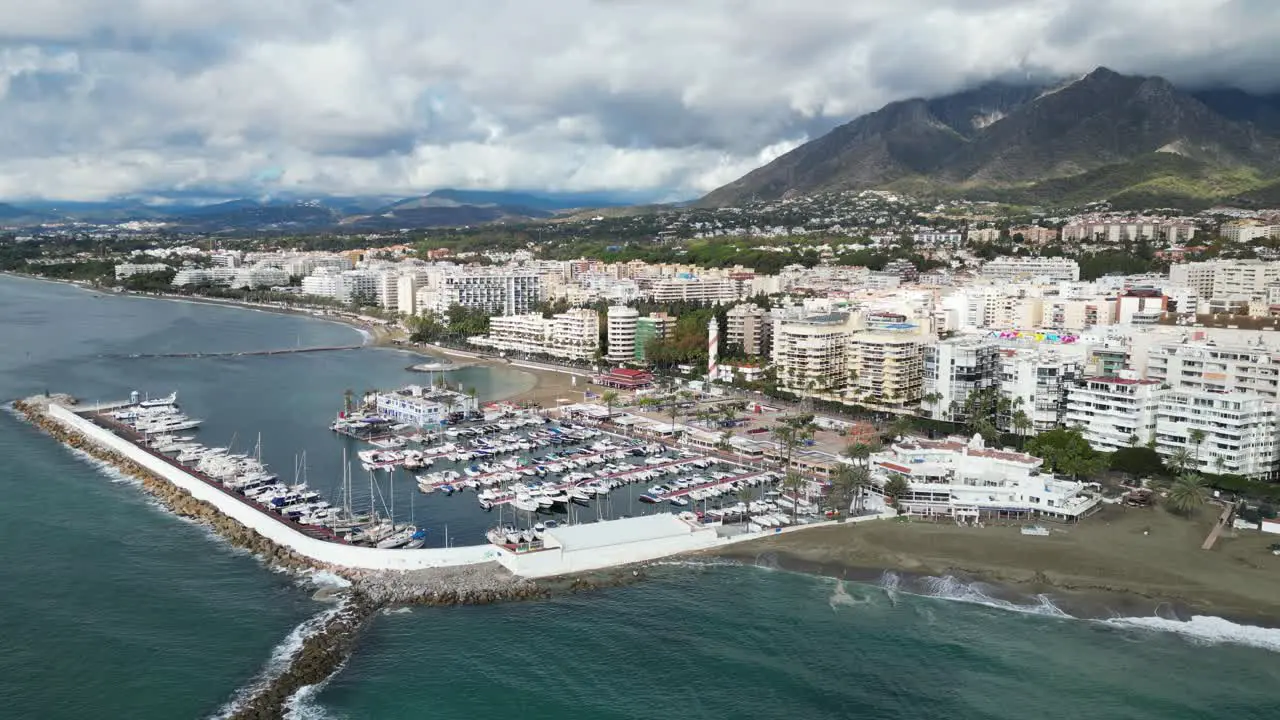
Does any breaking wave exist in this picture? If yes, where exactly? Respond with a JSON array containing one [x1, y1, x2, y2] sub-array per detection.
[[920, 575, 1071, 618], [1102, 615, 1280, 654], [210, 604, 348, 720]]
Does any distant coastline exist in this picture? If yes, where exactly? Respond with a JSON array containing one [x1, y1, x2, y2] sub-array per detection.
[[0, 271, 579, 406]]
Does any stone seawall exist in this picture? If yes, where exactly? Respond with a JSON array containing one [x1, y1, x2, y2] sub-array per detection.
[[33, 398, 499, 571], [14, 395, 336, 573]]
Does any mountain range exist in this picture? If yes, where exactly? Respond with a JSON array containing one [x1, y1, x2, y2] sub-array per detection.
[[699, 67, 1280, 210], [0, 189, 639, 232]]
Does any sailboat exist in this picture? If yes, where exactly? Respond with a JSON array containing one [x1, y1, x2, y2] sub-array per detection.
[[328, 451, 371, 533], [376, 468, 420, 549]]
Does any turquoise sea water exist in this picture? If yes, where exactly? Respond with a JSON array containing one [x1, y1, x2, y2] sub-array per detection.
[[2, 274, 1278, 720]]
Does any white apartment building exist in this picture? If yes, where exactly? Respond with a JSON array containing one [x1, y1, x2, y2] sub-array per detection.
[[726, 303, 771, 356], [848, 331, 926, 412], [606, 306, 640, 363], [172, 267, 238, 287], [914, 232, 963, 246], [1062, 220, 1196, 244], [230, 265, 290, 289], [647, 277, 740, 304], [1220, 221, 1279, 243], [998, 347, 1081, 432], [281, 254, 352, 277], [428, 272, 540, 316], [1065, 377, 1164, 452], [397, 274, 420, 316], [1170, 260, 1280, 302], [980, 257, 1081, 283], [1040, 297, 1115, 331], [1168, 262, 1216, 300], [772, 313, 855, 398], [922, 337, 1000, 422], [1154, 389, 1280, 479], [470, 309, 599, 361], [299, 268, 380, 304], [870, 435, 1099, 521], [1145, 340, 1280, 400], [115, 262, 169, 280], [552, 308, 601, 361]]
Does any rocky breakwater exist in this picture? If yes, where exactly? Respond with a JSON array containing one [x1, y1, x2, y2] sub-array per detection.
[[229, 563, 550, 719], [11, 394, 340, 575]]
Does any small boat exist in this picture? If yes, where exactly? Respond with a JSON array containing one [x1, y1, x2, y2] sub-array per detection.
[[1021, 525, 1051, 536], [638, 494, 661, 504], [668, 496, 690, 507], [377, 526, 419, 549], [403, 529, 429, 549]]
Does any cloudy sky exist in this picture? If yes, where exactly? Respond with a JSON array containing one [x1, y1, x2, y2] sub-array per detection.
[[0, 0, 1275, 202]]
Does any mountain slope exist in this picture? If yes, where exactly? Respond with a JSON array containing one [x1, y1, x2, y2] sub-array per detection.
[[700, 68, 1280, 208]]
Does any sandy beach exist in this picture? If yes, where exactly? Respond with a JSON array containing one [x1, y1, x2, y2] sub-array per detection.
[[409, 343, 601, 407], [714, 504, 1280, 623]]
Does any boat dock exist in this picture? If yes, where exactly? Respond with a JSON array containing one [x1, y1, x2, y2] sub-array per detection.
[[471, 456, 753, 508]]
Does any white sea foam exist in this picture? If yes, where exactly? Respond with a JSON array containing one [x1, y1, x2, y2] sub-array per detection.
[[211, 604, 348, 720], [828, 580, 870, 611], [879, 570, 901, 606], [919, 575, 1072, 618], [283, 659, 348, 720], [1101, 615, 1280, 653], [309, 570, 353, 589]]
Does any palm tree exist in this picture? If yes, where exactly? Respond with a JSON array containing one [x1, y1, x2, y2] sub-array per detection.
[[601, 390, 619, 419], [1012, 410, 1032, 447], [1164, 474, 1208, 516], [773, 423, 799, 468], [1188, 429, 1207, 471], [844, 442, 873, 469], [342, 388, 355, 413], [919, 391, 943, 418], [885, 415, 914, 444], [466, 386, 478, 413], [781, 470, 806, 525], [716, 430, 733, 453], [883, 473, 910, 510], [1166, 447, 1193, 475]]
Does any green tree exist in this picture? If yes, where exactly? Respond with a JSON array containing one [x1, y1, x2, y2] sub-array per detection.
[[1164, 474, 1208, 516], [1109, 446, 1166, 480], [1188, 429, 1207, 470], [781, 470, 806, 525], [1011, 409, 1032, 447], [1025, 428, 1105, 480], [601, 390, 619, 419], [1166, 447, 1193, 475], [883, 473, 910, 509]]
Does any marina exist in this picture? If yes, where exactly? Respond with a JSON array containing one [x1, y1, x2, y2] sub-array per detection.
[[27, 384, 882, 577]]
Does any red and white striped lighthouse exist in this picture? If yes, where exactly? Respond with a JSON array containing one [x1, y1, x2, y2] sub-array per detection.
[[707, 316, 719, 382]]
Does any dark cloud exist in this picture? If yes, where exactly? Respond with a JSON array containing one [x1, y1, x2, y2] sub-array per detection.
[[0, 0, 1275, 199]]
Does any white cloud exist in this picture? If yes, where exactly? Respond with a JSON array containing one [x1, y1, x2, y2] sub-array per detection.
[[0, 0, 1274, 200]]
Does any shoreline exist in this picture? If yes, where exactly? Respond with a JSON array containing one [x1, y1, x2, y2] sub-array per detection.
[[711, 504, 1280, 627], [0, 272, 586, 406]]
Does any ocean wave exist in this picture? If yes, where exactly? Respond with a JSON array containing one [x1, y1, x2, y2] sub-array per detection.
[[879, 570, 901, 606], [919, 575, 1071, 619], [211, 604, 348, 720], [646, 558, 744, 570], [308, 570, 353, 589], [1101, 615, 1280, 653], [828, 580, 871, 611]]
